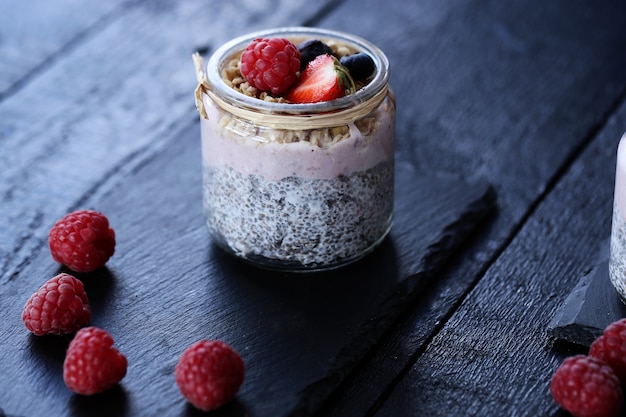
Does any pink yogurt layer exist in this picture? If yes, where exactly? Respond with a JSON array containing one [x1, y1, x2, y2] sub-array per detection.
[[201, 93, 394, 181], [616, 133, 626, 219]]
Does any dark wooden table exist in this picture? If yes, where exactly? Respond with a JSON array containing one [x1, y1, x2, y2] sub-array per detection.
[[2, 1, 626, 416]]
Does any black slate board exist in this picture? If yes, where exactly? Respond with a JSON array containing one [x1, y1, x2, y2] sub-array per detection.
[[548, 240, 626, 346], [4, 123, 496, 417]]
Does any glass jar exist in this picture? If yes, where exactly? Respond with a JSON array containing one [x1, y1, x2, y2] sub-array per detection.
[[193, 27, 395, 272], [610, 132, 626, 301]]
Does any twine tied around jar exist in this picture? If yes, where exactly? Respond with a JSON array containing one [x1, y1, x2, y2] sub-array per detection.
[[192, 52, 390, 130], [193, 52, 211, 120]]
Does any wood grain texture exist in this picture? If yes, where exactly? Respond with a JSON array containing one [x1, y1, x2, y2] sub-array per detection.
[[0, 0, 335, 286], [376, 99, 626, 417], [314, 0, 626, 415], [0, 118, 494, 416], [3, 0, 626, 415], [0, 0, 127, 98]]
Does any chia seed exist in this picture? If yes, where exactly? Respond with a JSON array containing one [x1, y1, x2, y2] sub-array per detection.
[[610, 202, 626, 303], [203, 162, 394, 271]]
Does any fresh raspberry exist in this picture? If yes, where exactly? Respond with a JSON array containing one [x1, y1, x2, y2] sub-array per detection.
[[63, 327, 127, 395], [175, 340, 245, 411], [550, 355, 623, 417], [240, 37, 300, 95], [22, 273, 91, 336], [49, 209, 116, 272], [590, 318, 626, 383]]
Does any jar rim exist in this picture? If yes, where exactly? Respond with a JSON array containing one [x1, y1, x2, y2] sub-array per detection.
[[205, 27, 390, 115]]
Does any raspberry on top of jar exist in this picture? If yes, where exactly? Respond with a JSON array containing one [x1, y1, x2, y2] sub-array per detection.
[[223, 36, 377, 104]]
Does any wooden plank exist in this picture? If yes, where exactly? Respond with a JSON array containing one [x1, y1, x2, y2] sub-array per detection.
[[375, 100, 626, 417], [0, 120, 494, 416], [0, 0, 336, 286], [314, 0, 626, 415], [0, 0, 126, 98]]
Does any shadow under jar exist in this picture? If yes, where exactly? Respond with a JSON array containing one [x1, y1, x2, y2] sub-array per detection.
[[195, 27, 395, 272]]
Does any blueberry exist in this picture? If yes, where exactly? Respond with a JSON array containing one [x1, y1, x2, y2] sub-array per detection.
[[340, 52, 376, 81], [297, 39, 334, 71]]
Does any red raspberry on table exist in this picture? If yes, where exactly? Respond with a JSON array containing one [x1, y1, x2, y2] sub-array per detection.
[[48, 209, 116, 272], [590, 318, 626, 384], [22, 273, 91, 336], [240, 37, 301, 95], [175, 340, 245, 411], [550, 355, 623, 417], [63, 326, 127, 395]]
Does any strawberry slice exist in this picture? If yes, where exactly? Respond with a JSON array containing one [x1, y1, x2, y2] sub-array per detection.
[[285, 54, 355, 103]]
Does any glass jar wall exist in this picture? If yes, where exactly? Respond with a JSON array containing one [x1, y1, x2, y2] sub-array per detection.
[[195, 27, 395, 272]]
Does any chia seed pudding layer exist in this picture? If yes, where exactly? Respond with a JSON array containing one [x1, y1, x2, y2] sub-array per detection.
[[203, 161, 393, 270], [610, 203, 626, 303], [610, 134, 626, 301]]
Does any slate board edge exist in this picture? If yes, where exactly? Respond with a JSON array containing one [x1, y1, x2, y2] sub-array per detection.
[[548, 239, 626, 346], [289, 183, 498, 416]]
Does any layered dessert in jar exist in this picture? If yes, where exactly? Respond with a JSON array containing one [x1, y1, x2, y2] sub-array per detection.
[[610, 133, 626, 300], [194, 27, 395, 272]]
